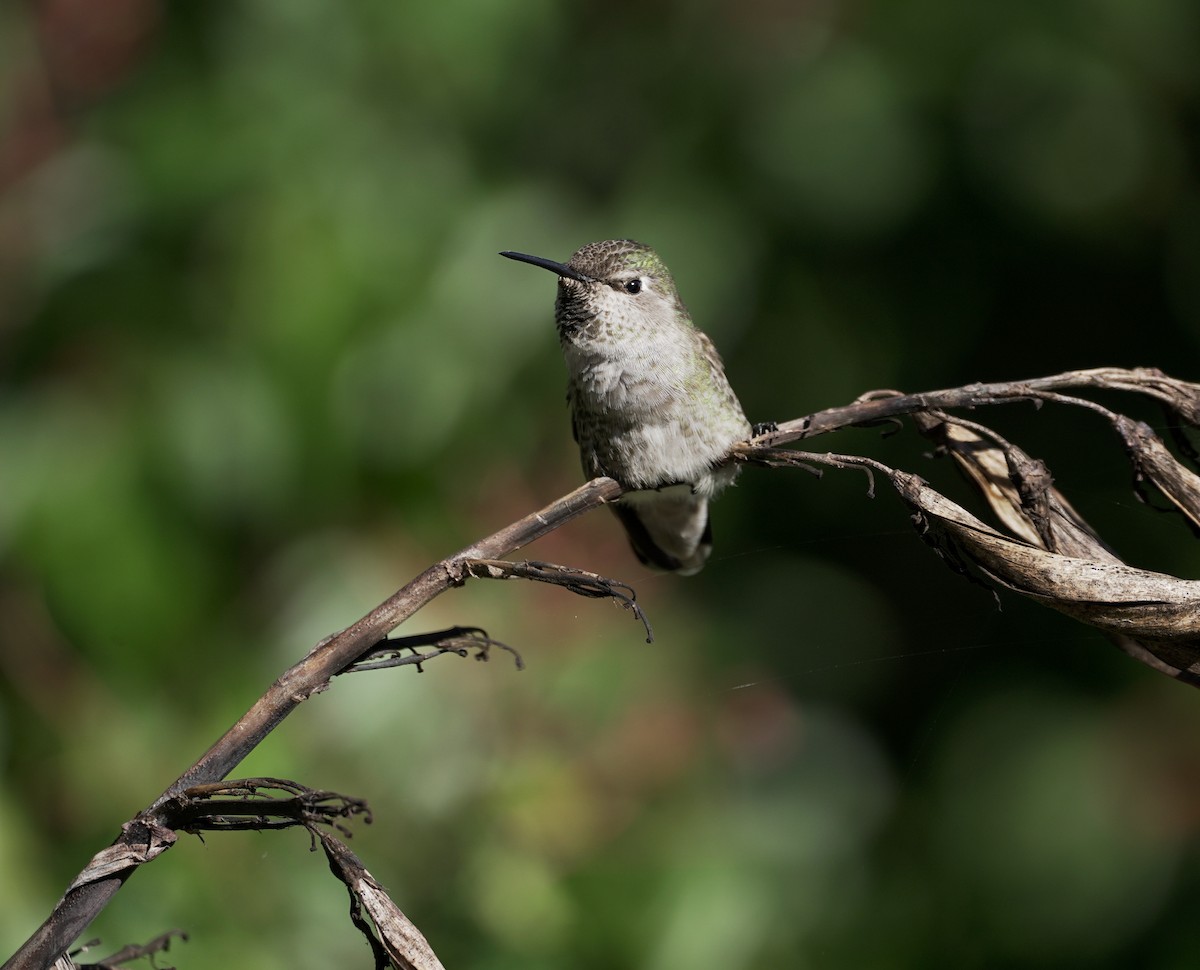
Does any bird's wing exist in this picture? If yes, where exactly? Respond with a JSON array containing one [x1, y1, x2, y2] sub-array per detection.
[[695, 330, 744, 413], [566, 381, 582, 445]]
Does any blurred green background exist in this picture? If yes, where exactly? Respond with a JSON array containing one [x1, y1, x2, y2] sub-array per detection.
[[3, 0, 1200, 967]]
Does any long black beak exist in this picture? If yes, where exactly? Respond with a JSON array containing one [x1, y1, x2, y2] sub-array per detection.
[[500, 251, 595, 284]]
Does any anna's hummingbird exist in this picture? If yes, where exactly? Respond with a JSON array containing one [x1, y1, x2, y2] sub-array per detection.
[[501, 239, 752, 575]]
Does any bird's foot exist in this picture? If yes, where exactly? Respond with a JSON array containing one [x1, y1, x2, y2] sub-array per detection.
[[751, 421, 779, 437]]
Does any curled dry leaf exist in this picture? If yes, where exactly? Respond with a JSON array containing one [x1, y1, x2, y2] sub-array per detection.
[[885, 468, 1200, 680], [1090, 367, 1200, 427], [912, 412, 1115, 558], [1113, 416, 1200, 533], [912, 411, 1194, 678], [65, 821, 177, 894], [317, 830, 446, 970], [14, 368, 1200, 970]]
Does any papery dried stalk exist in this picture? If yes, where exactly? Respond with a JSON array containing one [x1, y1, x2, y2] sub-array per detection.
[[12, 367, 1200, 970], [317, 830, 445, 970]]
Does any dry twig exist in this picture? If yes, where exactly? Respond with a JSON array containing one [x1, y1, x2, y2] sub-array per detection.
[[343, 626, 525, 674], [317, 829, 446, 970], [9, 366, 1200, 969], [52, 930, 187, 970]]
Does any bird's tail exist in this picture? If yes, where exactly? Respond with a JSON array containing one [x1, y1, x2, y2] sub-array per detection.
[[612, 491, 713, 576]]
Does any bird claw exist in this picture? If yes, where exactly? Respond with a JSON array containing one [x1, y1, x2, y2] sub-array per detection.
[[751, 421, 779, 437]]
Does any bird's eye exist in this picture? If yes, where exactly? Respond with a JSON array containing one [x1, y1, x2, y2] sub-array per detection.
[[624, 279, 643, 294]]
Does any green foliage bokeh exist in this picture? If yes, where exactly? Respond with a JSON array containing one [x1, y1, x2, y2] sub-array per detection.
[[2, 1, 1200, 966]]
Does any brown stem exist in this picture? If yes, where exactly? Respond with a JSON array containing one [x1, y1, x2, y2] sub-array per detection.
[[5, 478, 623, 970], [9, 365, 1200, 968]]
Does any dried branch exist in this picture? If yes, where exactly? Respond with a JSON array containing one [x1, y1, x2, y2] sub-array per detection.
[[759, 366, 1200, 447], [738, 378, 1200, 683], [908, 410, 1200, 682], [911, 411, 1114, 558], [163, 778, 371, 838], [458, 559, 655, 643], [316, 829, 446, 970], [6, 477, 623, 970], [54, 930, 187, 970], [1113, 416, 1200, 535], [343, 626, 525, 674], [9, 366, 1200, 969], [151, 778, 435, 969]]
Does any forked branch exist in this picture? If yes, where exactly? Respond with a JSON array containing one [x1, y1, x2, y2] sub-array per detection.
[[9, 367, 1200, 970]]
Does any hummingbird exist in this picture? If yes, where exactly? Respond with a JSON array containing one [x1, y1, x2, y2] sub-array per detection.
[[501, 239, 753, 575]]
